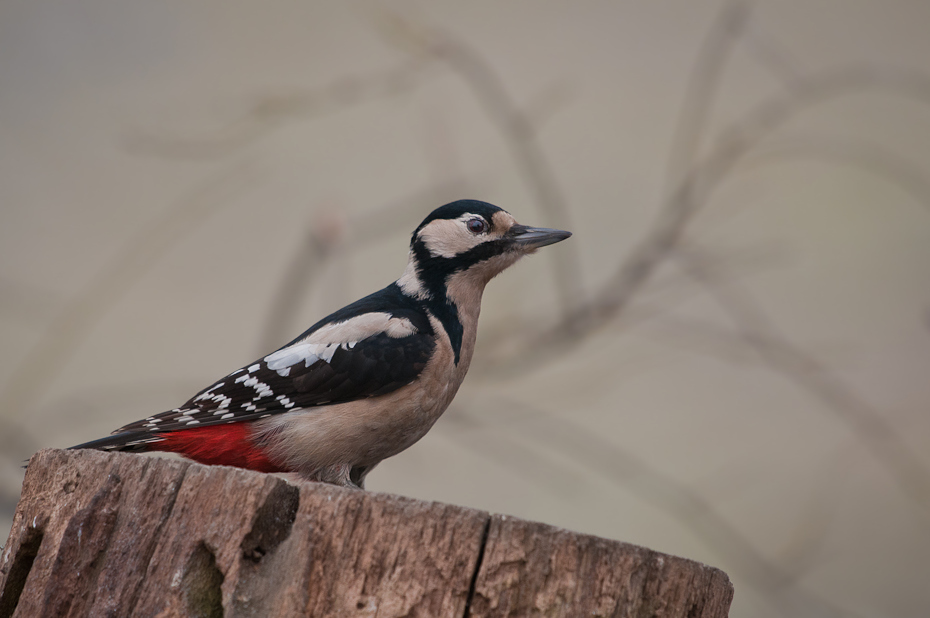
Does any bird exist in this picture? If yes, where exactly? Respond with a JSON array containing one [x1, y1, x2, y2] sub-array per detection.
[[70, 200, 571, 488]]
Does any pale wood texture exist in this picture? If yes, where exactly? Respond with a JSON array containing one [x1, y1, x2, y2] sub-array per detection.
[[0, 449, 733, 617]]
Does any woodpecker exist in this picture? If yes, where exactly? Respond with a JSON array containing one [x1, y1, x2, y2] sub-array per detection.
[[70, 200, 571, 488]]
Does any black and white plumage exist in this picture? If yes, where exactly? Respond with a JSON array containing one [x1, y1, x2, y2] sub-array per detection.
[[71, 199, 571, 488]]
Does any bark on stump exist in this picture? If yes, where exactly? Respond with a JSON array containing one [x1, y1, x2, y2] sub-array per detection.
[[0, 449, 733, 617]]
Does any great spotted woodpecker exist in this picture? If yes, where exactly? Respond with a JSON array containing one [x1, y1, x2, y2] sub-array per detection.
[[71, 200, 571, 488]]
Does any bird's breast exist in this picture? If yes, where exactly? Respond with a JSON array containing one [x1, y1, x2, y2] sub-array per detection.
[[254, 316, 467, 472]]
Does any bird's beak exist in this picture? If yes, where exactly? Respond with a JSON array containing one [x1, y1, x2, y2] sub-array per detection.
[[509, 225, 572, 250]]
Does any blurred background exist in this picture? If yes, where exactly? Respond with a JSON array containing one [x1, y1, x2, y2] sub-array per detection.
[[2, 1, 930, 616]]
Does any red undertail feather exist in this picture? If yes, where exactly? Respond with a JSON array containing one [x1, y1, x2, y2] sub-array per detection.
[[157, 424, 287, 474]]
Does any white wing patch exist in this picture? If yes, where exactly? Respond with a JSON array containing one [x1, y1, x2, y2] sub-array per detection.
[[264, 343, 338, 376], [307, 312, 416, 343], [129, 312, 418, 433], [263, 313, 416, 376]]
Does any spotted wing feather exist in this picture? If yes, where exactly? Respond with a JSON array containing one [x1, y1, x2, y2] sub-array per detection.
[[117, 327, 434, 435]]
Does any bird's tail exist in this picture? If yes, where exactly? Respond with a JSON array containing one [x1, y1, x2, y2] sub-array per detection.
[[69, 432, 158, 453], [68, 424, 288, 473]]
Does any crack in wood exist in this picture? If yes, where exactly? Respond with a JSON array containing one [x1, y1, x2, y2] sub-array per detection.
[[0, 520, 44, 618], [462, 515, 491, 618]]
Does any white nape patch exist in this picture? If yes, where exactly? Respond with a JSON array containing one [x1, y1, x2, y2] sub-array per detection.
[[417, 214, 487, 258], [397, 255, 429, 299]]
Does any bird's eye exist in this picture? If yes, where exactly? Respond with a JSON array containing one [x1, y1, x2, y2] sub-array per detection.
[[466, 218, 488, 234]]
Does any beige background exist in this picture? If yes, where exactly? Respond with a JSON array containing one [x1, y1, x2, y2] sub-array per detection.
[[3, 1, 930, 616]]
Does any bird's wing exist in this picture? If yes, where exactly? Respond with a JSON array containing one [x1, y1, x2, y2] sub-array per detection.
[[116, 310, 435, 435]]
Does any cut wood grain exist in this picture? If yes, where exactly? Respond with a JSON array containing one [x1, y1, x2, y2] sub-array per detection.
[[0, 449, 733, 617]]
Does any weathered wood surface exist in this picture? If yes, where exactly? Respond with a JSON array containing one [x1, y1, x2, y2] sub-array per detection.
[[0, 449, 733, 617]]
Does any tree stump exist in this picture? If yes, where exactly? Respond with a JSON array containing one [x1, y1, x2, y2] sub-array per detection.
[[0, 449, 733, 617]]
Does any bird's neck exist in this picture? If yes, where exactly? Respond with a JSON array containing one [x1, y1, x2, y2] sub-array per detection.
[[396, 257, 486, 368], [440, 268, 484, 372]]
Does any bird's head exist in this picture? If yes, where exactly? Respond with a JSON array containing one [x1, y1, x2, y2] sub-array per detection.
[[398, 199, 571, 301]]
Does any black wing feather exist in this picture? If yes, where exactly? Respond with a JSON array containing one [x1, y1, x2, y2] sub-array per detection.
[[115, 284, 435, 436]]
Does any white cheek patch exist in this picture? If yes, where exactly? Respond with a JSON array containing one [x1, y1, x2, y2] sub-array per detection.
[[418, 216, 486, 258]]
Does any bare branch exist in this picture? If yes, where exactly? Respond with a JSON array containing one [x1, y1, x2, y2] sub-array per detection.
[[256, 176, 478, 351], [257, 214, 345, 353], [677, 245, 930, 523], [665, 2, 751, 190], [124, 60, 433, 160], [373, 11, 584, 319], [775, 443, 855, 583], [439, 404, 586, 493], [741, 21, 804, 90], [741, 136, 930, 213], [480, 64, 930, 375]]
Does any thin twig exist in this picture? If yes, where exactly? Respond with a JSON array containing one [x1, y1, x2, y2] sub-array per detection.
[[741, 21, 804, 90], [256, 176, 477, 351], [665, 2, 750, 191], [740, 136, 930, 213], [678, 245, 930, 523], [373, 11, 584, 320], [439, 403, 586, 493], [257, 224, 336, 353], [480, 64, 930, 374], [124, 60, 433, 159], [775, 443, 855, 585]]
